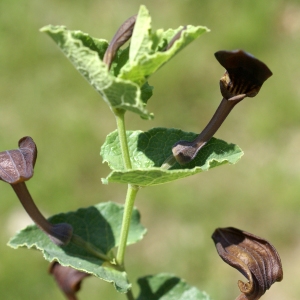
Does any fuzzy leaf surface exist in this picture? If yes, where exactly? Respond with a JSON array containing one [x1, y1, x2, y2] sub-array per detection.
[[40, 5, 208, 119], [137, 273, 211, 300], [8, 202, 146, 293], [119, 5, 209, 86], [40, 25, 152, 119], [101, 128, 243, 186]]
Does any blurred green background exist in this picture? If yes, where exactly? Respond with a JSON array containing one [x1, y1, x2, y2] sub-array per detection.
[[1, 0, 300, 299]]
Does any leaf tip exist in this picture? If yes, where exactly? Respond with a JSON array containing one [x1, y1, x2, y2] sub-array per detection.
[[140, 112, 154, 120], [138, 4, 150, 14], [101, 178, 109, 185], [40, 25, 50, 32]]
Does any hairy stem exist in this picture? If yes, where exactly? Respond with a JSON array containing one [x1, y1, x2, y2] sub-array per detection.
[[113, 108, 132, 170], [116, 184, 139, 267]]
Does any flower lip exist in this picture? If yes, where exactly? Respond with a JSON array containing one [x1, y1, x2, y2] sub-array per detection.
[[215, 50, 273, 84], [215, 50, 272, 99], [212, 227, 283, 300], [0, 136, 37, 184]]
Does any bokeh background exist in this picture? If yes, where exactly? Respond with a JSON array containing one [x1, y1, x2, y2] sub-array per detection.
[[1, 0, 300, 299]]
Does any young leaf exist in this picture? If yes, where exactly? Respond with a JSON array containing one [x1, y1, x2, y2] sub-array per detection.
[[119, 5, 209, 86], [137, 273, 211, 300], [40, 5, 208, 119], [101, 128, 243, 186], [40, 25, 153, 119], [8, 202, 146, 293]]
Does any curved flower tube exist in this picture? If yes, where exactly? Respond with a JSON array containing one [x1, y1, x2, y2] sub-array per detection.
[[212, 227, 283, 300], [0, 137, 73, 246], [171, 50, 272, 165]]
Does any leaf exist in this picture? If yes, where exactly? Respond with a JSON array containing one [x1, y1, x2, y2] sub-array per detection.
[[40, 5, 208, 119], [119, 5, 209, 86], [212, 227, 283, 300], [137, 273, 211, 300], [101, 128, 243, 186], [8, 202, 146, 293], [40, 25, 152, 119]]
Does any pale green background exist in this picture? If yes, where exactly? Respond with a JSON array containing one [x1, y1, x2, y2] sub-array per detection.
[[1, 0, 300, 299]]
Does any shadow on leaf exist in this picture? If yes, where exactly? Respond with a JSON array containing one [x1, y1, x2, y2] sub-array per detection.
[[137, 127, 238, 169], [49, 206, 115, 262], [137, 275, 180, 300]]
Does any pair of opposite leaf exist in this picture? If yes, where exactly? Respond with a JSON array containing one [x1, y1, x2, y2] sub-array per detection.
[[102, 14, 187, 71]]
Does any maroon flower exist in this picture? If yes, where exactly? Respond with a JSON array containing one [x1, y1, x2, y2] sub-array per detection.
[[169, 50, 272, 166], [0, 137, 73, 246], [215, 50, 272, 100], [212, 227, 283, 300]]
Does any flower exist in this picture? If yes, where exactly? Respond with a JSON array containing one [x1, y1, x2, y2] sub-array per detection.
[[212, 227, 283, 300], [0, 137, 73, 246], [215, 50, 272, 100]]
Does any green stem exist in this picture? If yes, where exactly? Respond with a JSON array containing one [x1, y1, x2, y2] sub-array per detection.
[[116, 184, 139, 268], [113, 109, 138, 299], [126, 289, 135, 300], [113, 108, 132, 170]]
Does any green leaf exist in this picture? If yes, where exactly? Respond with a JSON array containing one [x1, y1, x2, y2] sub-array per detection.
[[40, 25, 152, 119], [8, 202, 146, 293], [137, 273, 211, 300], [101, 128, 243, 186], [119, 5, 209, 86], [40, 5, 208, 119]]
